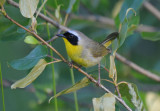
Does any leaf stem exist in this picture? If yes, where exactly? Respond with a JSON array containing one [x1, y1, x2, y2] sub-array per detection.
[[47, 60, 62, 65], [68, 58, 79, 111], [1, 6, 132, 110], [63, 13, 69, 26], [0, 63, 6, 111], [43, 2, 58, 111], [65, 7, 79, 111]]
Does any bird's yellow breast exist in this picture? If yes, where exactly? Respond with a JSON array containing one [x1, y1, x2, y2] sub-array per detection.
[[63, 38, 82, 58], [63, 38, 98, 67]]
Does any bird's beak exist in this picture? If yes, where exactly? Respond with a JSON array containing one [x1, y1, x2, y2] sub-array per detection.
[[56, 34, 65, 37]]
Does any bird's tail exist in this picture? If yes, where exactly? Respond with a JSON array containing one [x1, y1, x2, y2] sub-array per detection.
[[101, 32, 119, 48]]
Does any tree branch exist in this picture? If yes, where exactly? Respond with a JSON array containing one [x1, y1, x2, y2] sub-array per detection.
[[143, 1, 160, 21], [7, 0, 159, 33], [6, 0, 69, 31], [6, 0, 160, 82], [70, 14, 159, 32], [1, 5, 132, 111], [115, 53, 160, 82]]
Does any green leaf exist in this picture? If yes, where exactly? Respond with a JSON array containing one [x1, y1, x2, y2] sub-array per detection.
[[119, 18, 128, 47], [0, 25, 26, 41], [114, 13, 121, 29], [17, 26, 29, 33], [72, 0, 79, 12], [24, 35, 39, 44], [141, 32, 160, 41], [11, 59, 47, 89], [49, 76, 91, 102], [35, 88, 47, 104], [19, 0, 39, 18], [116, 0, 142, 47], [92, 93, 115, 111], [119, 82, 146, 111], [10, 45, 48, 70], [119, 0, 143, 22], [67, 0, 76, 13]]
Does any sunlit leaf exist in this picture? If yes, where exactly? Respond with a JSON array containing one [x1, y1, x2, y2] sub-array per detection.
[[31, 17, 37, 32], [11, 59, 47, 89], [109, 37, 118, 79], [109, 55, 117, 79], [24, 35, 39, 45], [119, 82, 146, 111], [55, 5, 62, 23], [112, 0, 123, 18], [92, 93, 115, 111], [19, 0, 39, 18], [10, 45, 48, 70], [49, 76, 91, 102], [146, 92, 160, 111], [141, 32, 160, 41]]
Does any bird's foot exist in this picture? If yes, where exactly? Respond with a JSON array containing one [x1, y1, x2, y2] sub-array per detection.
[[68, 61, 74, 68]]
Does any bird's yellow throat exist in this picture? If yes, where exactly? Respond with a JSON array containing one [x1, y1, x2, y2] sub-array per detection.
[[63, 38, 91, 67], [63, 38, 82, 57]]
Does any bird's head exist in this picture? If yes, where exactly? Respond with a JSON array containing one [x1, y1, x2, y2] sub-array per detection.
[[56, 30, 81, 45]]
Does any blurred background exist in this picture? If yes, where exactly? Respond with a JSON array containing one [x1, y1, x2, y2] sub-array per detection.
[[0, 0, 160, 111]]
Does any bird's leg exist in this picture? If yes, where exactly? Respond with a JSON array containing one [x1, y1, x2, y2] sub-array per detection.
[[68, 61, 74, 68], [98, 63, 101, 85]]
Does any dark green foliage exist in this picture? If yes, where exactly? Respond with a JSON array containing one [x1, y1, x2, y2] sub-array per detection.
[[10, 45, 48, 70]]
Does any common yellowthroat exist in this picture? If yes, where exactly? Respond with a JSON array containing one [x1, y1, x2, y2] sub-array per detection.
[[57, 30, 119, 68]]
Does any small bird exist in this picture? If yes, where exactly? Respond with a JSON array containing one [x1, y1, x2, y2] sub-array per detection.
[[57, 30, 118, 83]]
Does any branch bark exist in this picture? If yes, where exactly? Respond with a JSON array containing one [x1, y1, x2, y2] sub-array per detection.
[[7, 0, 159, 32], [143, 1, 160, 21], [71, 14, 159, 32], [6, 0, 160, 82], [115, 53, 160, 82], [1, 5, 132, 111]]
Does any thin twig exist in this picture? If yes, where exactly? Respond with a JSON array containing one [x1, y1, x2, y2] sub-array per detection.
[[115, 85, 122, 99], [1, 7, 132, 111], [102, 79, 114, 84], [6, 0, 69, 31], [47, 55, 61, 61], [103, 67, 109, 73], [47, 60, 62, 65], [70, 14, 159, 32], [7, 0, 159, 33], [6, 1, 160, 82], [46, 29, 62, 43]]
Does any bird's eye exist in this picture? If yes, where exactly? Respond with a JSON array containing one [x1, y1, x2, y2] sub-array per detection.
[[69, 35, 74, 38]]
